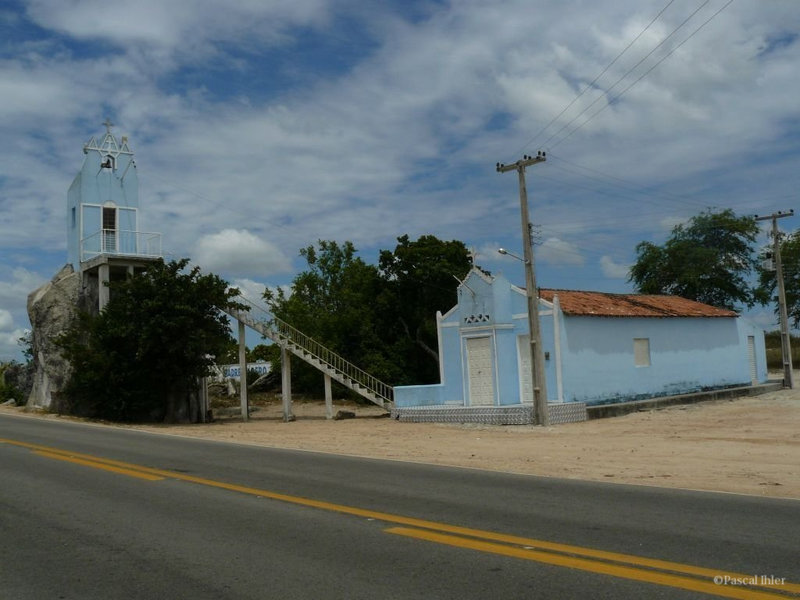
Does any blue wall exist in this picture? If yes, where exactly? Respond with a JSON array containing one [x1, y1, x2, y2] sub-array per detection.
[[396, 270, 539, 407], [67, 132, 139, 268], [394, 269, 768, 409], [557, 314, 762, 405], [438, 315, 464, 405]]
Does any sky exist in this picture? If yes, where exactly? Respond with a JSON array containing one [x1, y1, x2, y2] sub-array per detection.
[[1, 0, 799, 361]]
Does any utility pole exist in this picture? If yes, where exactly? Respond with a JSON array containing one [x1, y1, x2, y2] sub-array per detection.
[[497, 151, 548, 426], [756, 209, 794, 389]]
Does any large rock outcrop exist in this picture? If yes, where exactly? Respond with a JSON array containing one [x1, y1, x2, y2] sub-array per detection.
[[27, 264, 81, 410]]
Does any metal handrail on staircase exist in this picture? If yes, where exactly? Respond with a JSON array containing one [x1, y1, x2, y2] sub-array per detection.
[[225, 294, 393, 408]]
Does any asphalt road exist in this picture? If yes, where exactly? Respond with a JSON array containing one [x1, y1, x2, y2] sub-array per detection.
[[1, 412, 798, 600]]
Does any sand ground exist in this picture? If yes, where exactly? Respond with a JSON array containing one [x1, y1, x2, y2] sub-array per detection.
[[4, 379, 799, 500]]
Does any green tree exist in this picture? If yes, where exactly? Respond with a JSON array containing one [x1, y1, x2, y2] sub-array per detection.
[[249, 344, 274, 363], [18, 330, 33, 362], [0, 362, 26, 406], [264, 236, 471, 392], [0, 332, 35, 406], [757, 230, 800, 327], [58, 258, 243, 422], [216, 337, 240, 365], [264, 240, 389, 393], [378, 234, 471, 384], [629, 209, 759, 310]]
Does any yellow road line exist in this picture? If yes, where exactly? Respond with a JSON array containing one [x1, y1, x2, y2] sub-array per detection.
[[33, 450, 165, 481], [386, 527, 793, 600], [3, 437, 798, 597]]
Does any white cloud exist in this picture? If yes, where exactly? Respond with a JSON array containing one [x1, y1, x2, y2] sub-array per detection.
[[229, 278, 268, 306], [746, 310, 779, 332], [193, 229, 292, 278], [537, 238, 584, 266], [0, 328, 27, 363], [0, 268, 46, 362], [24, 0, 332, 61], [659, 216, 686, 233], [1, 0, 800, 305], [476, 242, 514, 264], [600, 256, 630, 279], [0, 268, 46, 310], [262, 284, 293, 306]]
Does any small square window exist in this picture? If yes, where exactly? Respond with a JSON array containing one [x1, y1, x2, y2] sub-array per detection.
[[634, 338, 650, 367]]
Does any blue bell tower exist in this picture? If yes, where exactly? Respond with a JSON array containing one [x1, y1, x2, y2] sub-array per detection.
[[67, 120, 162, 309]]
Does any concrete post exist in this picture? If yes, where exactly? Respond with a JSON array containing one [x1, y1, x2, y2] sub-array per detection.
[[497, 153, 548, 425], [324, 373, 333, 419], [238, 320, 248, 422], [199, 377, 209, 423], [773, 217, 794, 389], [98, 263, 110, 311], [281, 346, 294, 422], [756, 210, 795, 388]]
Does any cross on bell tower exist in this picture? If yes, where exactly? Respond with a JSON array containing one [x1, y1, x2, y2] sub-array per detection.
[[468, 247, 478, 266]]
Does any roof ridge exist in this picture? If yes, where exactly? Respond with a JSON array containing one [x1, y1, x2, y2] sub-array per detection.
[[541, 288, 678, 298], [618, 294, 678, 317], [541, 287, 630, 295]]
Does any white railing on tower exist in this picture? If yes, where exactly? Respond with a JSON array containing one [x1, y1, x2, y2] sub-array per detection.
[[80, 229, 162, 261]]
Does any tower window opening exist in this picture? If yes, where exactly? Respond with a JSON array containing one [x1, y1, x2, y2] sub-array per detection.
[[103, 207, 117, 231], [102, 206, 117, 253]]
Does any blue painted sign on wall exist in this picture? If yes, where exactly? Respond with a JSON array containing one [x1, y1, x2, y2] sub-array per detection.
[[220, 362, 271, 380]]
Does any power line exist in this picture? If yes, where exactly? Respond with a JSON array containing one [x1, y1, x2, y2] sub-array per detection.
[[542, 167, 711, 215], [547, 153, 714, 208], [529, 176, 737, 233], [512, 0, 678, 159], [532, 179, 703, 231], [534, 152, 796, 228], [543, 0, 714, 148], [516, 207, 796, 274], [550, 0, 735, 149]]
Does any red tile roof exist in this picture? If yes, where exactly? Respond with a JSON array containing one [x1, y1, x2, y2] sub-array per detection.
[[538, 289, 738, 318]]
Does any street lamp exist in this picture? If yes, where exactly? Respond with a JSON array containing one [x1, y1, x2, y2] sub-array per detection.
[[498, 247, 526, 263]]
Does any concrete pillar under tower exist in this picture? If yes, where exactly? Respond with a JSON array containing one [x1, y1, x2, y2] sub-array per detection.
[[281, 346, 294, 422], [98, 263, 110, 310], [324, 374, 333, 419], [238, 320, 248, 422]]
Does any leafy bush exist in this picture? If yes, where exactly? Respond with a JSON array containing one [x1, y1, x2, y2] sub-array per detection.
[[764, 345, 800, 370], [246, 367, 263, 387], [0, 381, 21, 404], [264, 236, 471, 394], [58, 259, 244, 422], [0, 362, 28, 406]]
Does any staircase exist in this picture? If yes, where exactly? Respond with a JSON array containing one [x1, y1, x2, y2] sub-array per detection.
[[224, 295, 393, 410]]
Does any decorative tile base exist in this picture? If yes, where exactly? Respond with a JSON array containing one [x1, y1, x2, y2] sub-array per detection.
[[391, 402, 586, 425], [548, 402, 588, 424]]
